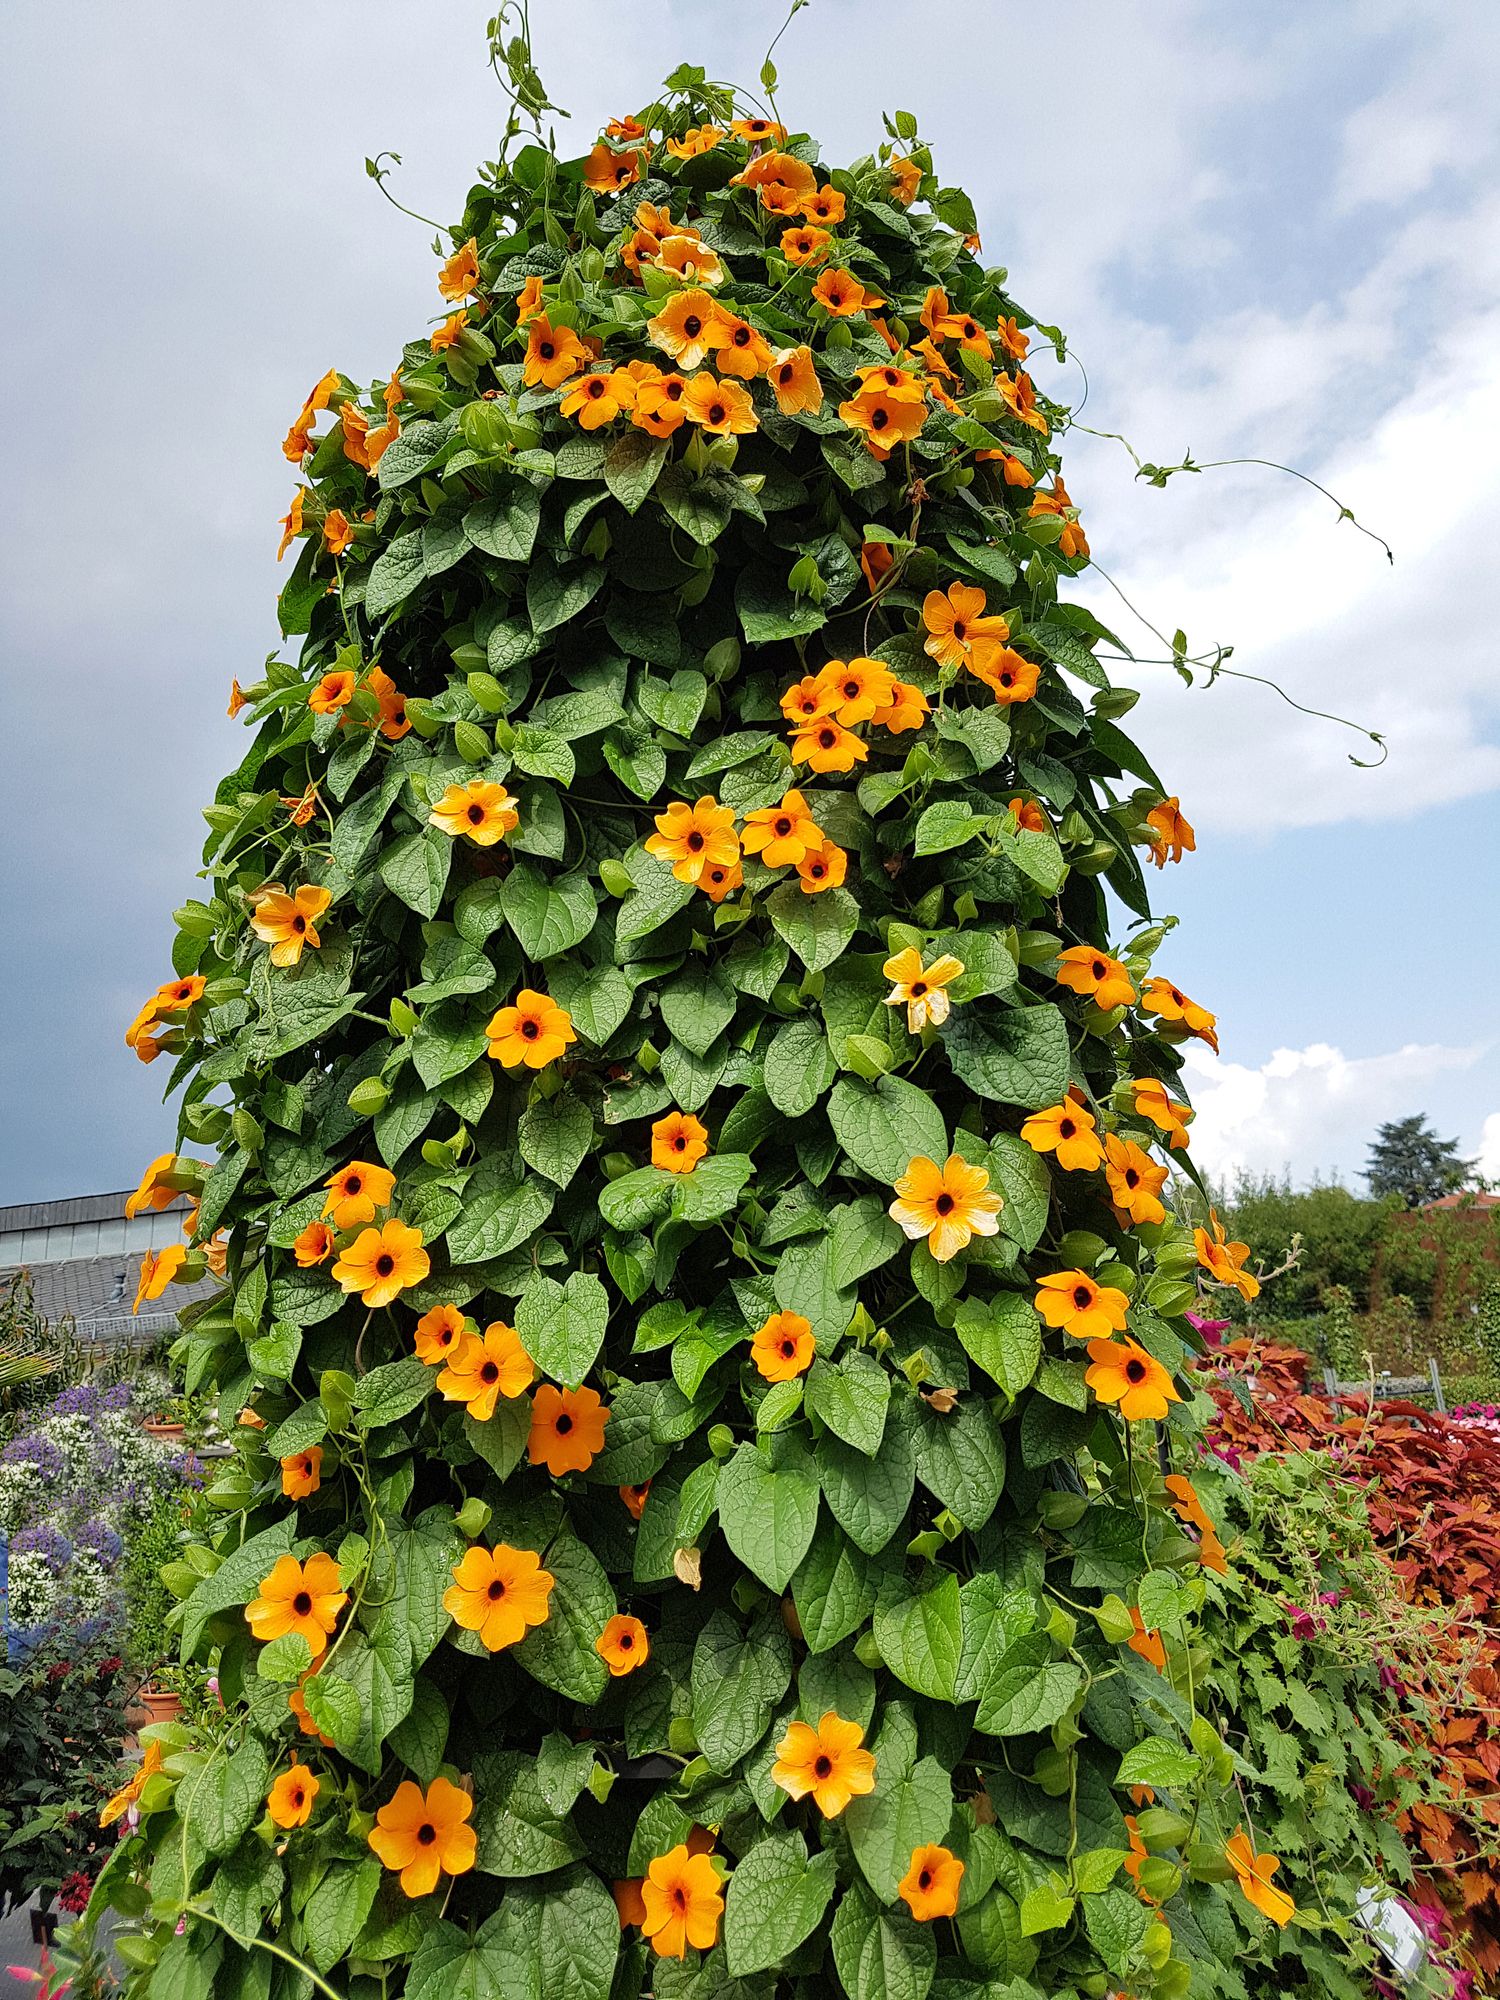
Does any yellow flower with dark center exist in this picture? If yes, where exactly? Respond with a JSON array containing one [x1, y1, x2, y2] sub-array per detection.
[[714, 312, 775, 379], [772, 1712, 877, 1817], [1226, 1829, 1296, 1927], [790, 717, 868, 774], [646, 289, 728, 369], [529, 1383, 610, 1476], [322, 1160, 396, 1230], [872, 681, 930, 733], [780, 674, 838, 727], [438, 237, 480, 301], [523, 314, 589, 390], [731, 117, 785, 144], [666, 124, 724, 158], [768, 345, 824, 415], [583, 141, 645, 193], [282, 367, 340, 462], [888, 156, 922, 204], [681, 373, 758, 434], [1034, 1270, 1130, 1343], [732, 149, 817, 207], [100, 1740, 163, 1827], [839, 385, 925, 459], [366, 665, 411, 742], [443, 1542, 553, 1651], [133, 1244, 186, 1314], [292, 1221, 335, 1269], [652, 1111, 709, 1173], [741, 789, 821, 868], [289, 1671, 333, 1744], [854, 361, 926, 403], [781, 224, 832, 266], [1141, 977, 1219, 1051], [698, 856, 743, 902], [1056, 944, 1138, 1013], [428, 780, 520, 846], [641, 1845, 725, 1958], [899, 1844, 964, 1921], [645, 797, 740, 884], [969, 648, 1040, 704], [268, 1763, 319, 1829], [795, 834, 847, 894], [1084, 1338, 1182, 1422], [800, 184, 846, 224], [515, 274, 546, 323], [1019, 1098, 1105, 1172], [485, 989, 577, 1069], [631, 364, 690, 436], [751, 1310, 815, 1382], [921, 582, 1011, 671], [437, 1323, 535, 1420], [281, 1447, 323, 1501], [245, 1553, 347, 1659], [811, 267, 877, 317], [249, 884, 333, 967], [1194, 1209, 1260, 1301], [997, 316, 1030, 362], [1145, 796, 1196, 867], [882, 948, 965, 1034], [596, 1613, 650, 1676], [368, 1778, 476, 1898], [1104, 1134, 1169, 1226], [414, 1303, 468, 1366], [656, 234, 725, 288], [814, 656, 896, 726], [331, 1219, 430, 1308], [889, 1154, 1003, 1263], [561, 367, 638, 429]]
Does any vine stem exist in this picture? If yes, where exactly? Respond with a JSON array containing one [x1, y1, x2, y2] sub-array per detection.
[[182, 1902, 348, 2000]]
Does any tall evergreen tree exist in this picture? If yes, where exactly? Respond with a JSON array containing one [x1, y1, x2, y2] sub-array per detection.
[[1364, 1114, 1472, 1207]]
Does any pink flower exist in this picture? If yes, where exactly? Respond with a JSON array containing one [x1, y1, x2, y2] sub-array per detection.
[[1185, 1311, 1230, 1347]]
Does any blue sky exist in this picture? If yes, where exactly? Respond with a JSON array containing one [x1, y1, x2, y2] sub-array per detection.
[[1, 0, 1497, 1204]]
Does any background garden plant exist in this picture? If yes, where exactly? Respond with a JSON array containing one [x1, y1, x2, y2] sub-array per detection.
[[79, 23, 1453, 2000]]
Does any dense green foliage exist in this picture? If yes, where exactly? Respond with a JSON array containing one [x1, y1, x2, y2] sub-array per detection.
[[1364, 1116, 1472, 1209]]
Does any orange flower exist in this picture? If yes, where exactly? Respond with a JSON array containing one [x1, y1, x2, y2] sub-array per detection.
[[631, 364, 690, 437], [812, 267, 878, 317], [515, 274, 546, 324], [970, 649, 1040, 704], [815, 655, 896, 726], [1141, 977, 1218, 1052], [997, 316, 1030, 362], [339, 399, 392, 469], [100, 1741, 163, 1828], [438, 237, 480, 300], [366, 665, 411, 741], [323, 1160, 396, 1230], [641, 1845, 725, 1958], [781, 223, 832, 266], [245, 1553, 346, 1659], [666, 124, 723, 158], [331, 1219, 429, 1308], [309, 669, 355, 716], [281, 1447, 323, 1501], [995, 369, 1049, 434], [1124, 1814, 1153, 1898], [486, 989, 577, 1069], [561, 367, 639, 429], [228, 678, 248, 717], [698, 856, 743, 902], [1084, 1338, 1182, 1422], [614, 1879, 648, 1929], [281, 782, 322, 827], [132, 1244, 186, 1315], [790, 717, 868, 774], [888, 156, 922, 205], [772, 1713, 877, 1817], [1225, 1829, 1296, 1927], [1034, 1270, 1130, 1343], [1164, 1479, 1229, 1574], [732, 150, 817, 206], [645, 797, 740, 884], [646, 289, 727, 369], [125, 1153, 180, 1220], [523, 314, 590, 390], [606, 115, 648, 141], [652, 1110, 709, 1173], [414, 1303, 468, 1367], [276, 488, 305, 561], [583, 141, 645, 193], [437, 1323, 534, 1419], [714, 312, 776, 379], [860, 541, 895, 593], [1008, 797, 1048, 833], [921, 583, 1011, 672], [368, 1778, 476, 1899], [292, 1221, 336, 1269], [682, 373, 758, 434], [741, 789, 821, 868], [1194, 1210, 1260, 1301], [731, 117, 786, 144], [987, 451, 1035, 488], [799, 183, 846, 225], [882, 948, 964, 1034], [838, 386, 924, 458], [250, 885, 333, 967], [596, 1613, 650, 1676], [768, 344, 824, 415], [1056, 945, 1138, 1013], [899, 1844, 964, 1921], [1029, 478, 1090, 559], [1104, 1134, 1169, 1227], [443, 1542, 553, 1651], [871, 680, 930, 733], [1128, 1607, 1167, 1670], [321, 509, 354, 557], [795, 835, 847, 894], [288, 1672, 333, 1745], [428, 779, 520, 846], [268, 1763, 319, 1830], [751, 1310, 815, 1382], [854, 362, 926, 403], [656, 233, 725, 288], [1019, 1098, 1105, 1172], [780, 675, 838, 727], [620, 1481, 652, 1521], [282, 367, 340, 462], [889, 1154, 1003, 1263], [529, 1383, 610, 1476], [1145, 797, 1196, 867]]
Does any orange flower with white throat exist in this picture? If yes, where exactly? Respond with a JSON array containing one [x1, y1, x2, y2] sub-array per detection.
[[368, 1778, 476, 1899], [281, 1447, 323, 1500], [1131, 1076, 1193, 1150], [437, 1322, 535, 1420], [292, 1221, 335, 1269], [812, 267, 879, 317], [682, 373, 758, 435], [1226, 1829, 1296, 1928], [486, 989, 577, 1069], [652, 1111, 708, 1174], [429, 779, 520, 846], [1034, 1270, 1130, 1343], [561, 366, 639, 429], [645, 796, 740, 885], [781, 223, 832, 267], [741, 789, 821, 868], [1056, 945, 1137, 1013], [795, 834, 847, 894], [839, 385, 925, 458], [790, 716, 868, 775], [323, 1160, 396, 1231], [523, 314, 589, 390], [529, 1383, 610, 1476], [883, 948, 964, 1034], [268, 1763, 319, 1830], [815, 656, 896, 726], [1194, 1209, 1260, 1301], [768, 345, 824, 415], [1104, 1134, 1169, 1227], [889, 1154, 1003, 1263], [751, 1310, 814, 1382], [772, 1712, 876, 1817], [921, 583, 1011, 673], [133, 1244, 186, 1314], [1019, 1098, 1105, 1172], [1085, 1338, 1182, 1422], [438, 236, 480, 301], [970, 649, 1040, 704], [414, 1302, 467, 1366], [899, 1844, 964, 1921], [249, 884, 332, 967], [666, 124, 724, 158], [1145, 796, 1196, 867], [888, 155, 923, 205], [646, 289, 727, 369], [443, 1542, 553, 1652], [641, 1844, 724, 1959], [596, 1613, 650, 1676], [245, 1552, 346, 1659], [714, 311, 776, 379], [331, 1218, 429, 1308], [1141, 977, 1219, 1051], [583, 141, 645, 193]]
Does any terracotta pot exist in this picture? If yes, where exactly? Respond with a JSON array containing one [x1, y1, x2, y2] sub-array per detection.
[[142, 1420, 186, 1441], [137, 1686, 183, 1724]]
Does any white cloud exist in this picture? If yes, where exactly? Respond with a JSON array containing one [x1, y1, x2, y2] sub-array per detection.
[[1179, 1039, 1488, 1186], [1477, 1113, 1500, 1184]]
